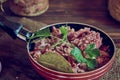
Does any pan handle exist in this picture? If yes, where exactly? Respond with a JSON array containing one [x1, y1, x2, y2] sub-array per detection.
[[0, 16, 32, 41]]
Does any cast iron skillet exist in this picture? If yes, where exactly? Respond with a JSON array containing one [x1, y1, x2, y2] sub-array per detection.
[[0, 16, 116, 79]]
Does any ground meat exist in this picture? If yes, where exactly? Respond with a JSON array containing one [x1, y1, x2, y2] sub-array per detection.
[[33, 50, 42, 61], [96, 50, 110, 67], [68, 27, 102, 51], [30, 26, 110, 73], [52, 26, 62, 38]]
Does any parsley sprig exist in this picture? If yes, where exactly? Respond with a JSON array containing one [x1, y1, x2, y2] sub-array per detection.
[[70, 44, 100, 69], [60, 26, 68, 42], [28, 27, 51, 41], [85, 44, 100, 59], [52, 26, 69, 48]]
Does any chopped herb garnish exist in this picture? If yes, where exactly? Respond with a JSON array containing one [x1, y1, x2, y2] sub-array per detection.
[[70, 47, 87, 63], [85, 44, 100, 59], [60, 26, 68, 41], [86, 58, 97, 69], [52, 26, 69, 48], [33, 27, 51, 38], [28, 27, 51, 41], [70, 44, 100, 69]]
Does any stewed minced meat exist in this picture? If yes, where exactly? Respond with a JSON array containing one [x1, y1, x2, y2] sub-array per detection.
[[30, 26, 110, 73], [68, 28, 102, 51]]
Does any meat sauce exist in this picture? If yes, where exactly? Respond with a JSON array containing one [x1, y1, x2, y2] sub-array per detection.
[[30, 26, 110, 73]]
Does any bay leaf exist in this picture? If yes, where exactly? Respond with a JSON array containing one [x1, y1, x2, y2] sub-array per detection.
[[38, 52, 73, 73]]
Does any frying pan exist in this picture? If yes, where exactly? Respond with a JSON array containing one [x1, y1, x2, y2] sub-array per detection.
[[0, 16, 116, 80]]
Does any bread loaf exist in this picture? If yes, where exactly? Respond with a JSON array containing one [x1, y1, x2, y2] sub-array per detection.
[[108, 0, 120, 21], [9, 0, 49, 16]]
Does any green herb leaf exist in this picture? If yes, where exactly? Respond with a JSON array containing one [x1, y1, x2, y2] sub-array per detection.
[[29, 27, 51, 40], [60, 26, 68, 41], [52, 26, 69, 48], [70, 47, 87, 63], [86, 43, 95, 51], [60, 26, 68, 35], [34, 27, 51, 38], [70, 46, 99, 69], [86, 59, 97, 69], [85, 44, 100, 59]]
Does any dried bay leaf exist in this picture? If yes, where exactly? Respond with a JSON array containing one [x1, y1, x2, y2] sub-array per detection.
[[38, 52, 73, 73]]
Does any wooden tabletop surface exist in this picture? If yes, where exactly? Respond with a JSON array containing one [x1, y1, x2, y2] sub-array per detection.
[[0, 0, 120, 80]]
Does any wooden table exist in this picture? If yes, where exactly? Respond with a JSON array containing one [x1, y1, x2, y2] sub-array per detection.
[[0, 0, 120, 80]]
